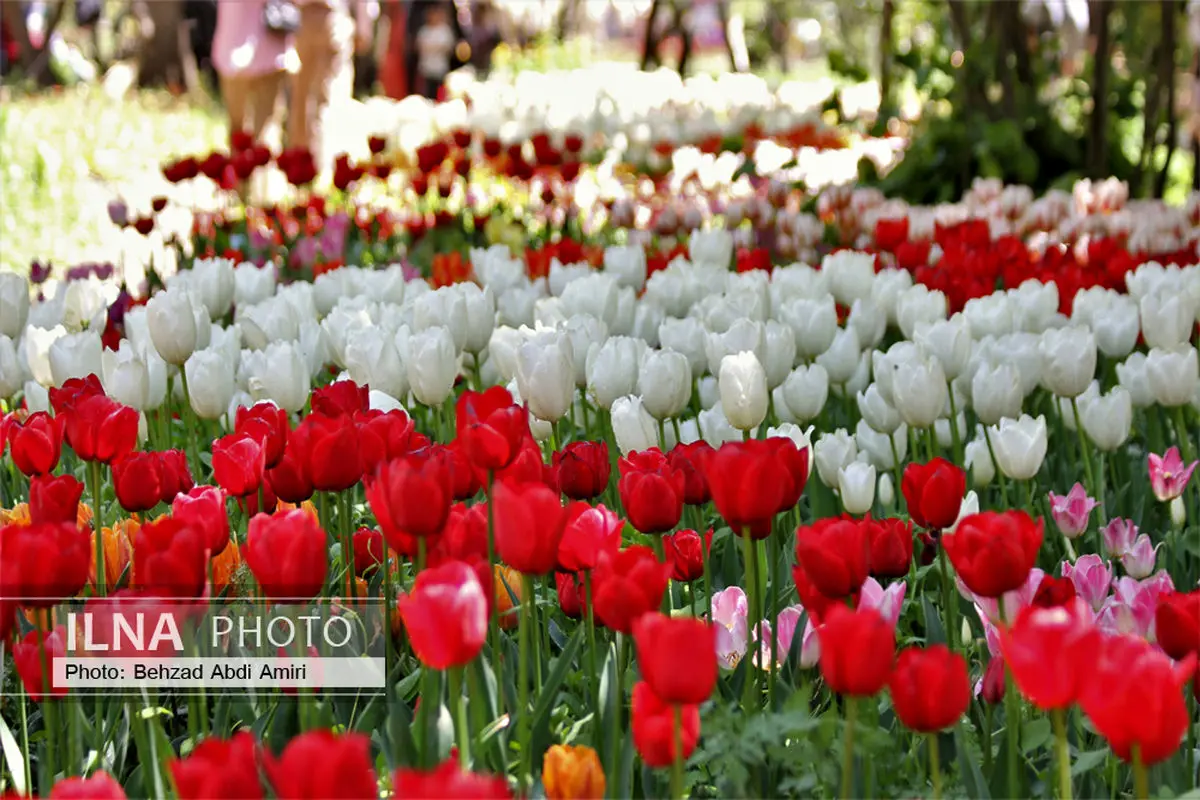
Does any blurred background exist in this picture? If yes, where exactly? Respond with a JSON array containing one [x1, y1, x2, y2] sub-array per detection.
[[1, 0, 1198, 272]]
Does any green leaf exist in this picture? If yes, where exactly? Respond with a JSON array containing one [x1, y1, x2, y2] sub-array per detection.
[[530, 625, 585, 756], [1070, 748, 1109, 777], [954, 725, 990, 799], [0, 708, 26, 795], [1022, 717, 1052, 754], [922, 596, 946, 645]]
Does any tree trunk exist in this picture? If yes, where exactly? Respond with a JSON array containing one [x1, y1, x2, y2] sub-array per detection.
[[879, 0, 894, 117], [137, 0, 193, 89], [1087, 0, 1113, 177], [555, 0, 579, 41], [717, 0, 743, 73], [641, 0, 664, 70], [1154, 0, 1179, 197], [673, 0, 692, 76]]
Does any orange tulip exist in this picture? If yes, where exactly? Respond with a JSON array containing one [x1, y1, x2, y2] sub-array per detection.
[[211, 540, 243, 596], [0, 503, 31, 526], [277, 500, 320, 526], [90, 520, 135, 591], [542, 744, 605, 800], [494, 565, 523, 631]]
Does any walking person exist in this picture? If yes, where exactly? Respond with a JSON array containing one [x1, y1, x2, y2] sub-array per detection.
[[212, 0, 293, 145], [414, 2, 456, 99]]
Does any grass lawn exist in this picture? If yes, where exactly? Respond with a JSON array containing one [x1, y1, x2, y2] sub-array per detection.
[[0, 84, 225, 275]]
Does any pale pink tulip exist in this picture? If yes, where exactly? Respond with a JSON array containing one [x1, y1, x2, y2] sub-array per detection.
[[1119, 534, 1161, 579], [752, 605, 820, 671], [964, 567, 1045, 624], [1060, 554, 1113, 612], [858, 577, 906, 628], [712, 586, 749, 670], [1148, 446, 1198, 502], [1047, 483, 1100, 539], [1101, 518, 1139, 557]]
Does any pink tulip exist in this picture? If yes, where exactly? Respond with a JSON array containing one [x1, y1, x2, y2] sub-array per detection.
[[1061, 555, 1113, 612], [1047, 483, 1099, 539], [1101, 518, 1139, 557], [858, 577, 906, 628], [711, 586, 748, 670], [1148, 446, 1198, 502], [963, 568, 1045, 624], [1120, 534, 1161, 579], [752, 605, 820, 671]]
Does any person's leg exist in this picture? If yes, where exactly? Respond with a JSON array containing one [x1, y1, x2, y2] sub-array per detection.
[[220, 74, 249, 139], [247, 70, 284, 143], [289, 8, 329, 153]]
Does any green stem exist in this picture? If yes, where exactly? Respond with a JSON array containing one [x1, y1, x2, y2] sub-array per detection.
[[999, 603, 1021, 798], [1132, 745, 1149, 800], [888, 432, 903, 504], [929, 733, 942, 800], [340, 490, 354, 602], [606, 635, 625, 794], [38, 632, 57, 791], [946, 382, 964, 465], [1071, 398, 1097, 510], [1052, 708, 1072, 800], [740, 529, 760, 711], [518, 572, 535, 792], [840, 697, 857, 800], [583, 573, 601, 762], [767, 531, 781, 709], [178, 368, 201, 480], [449, 667, 470, 768], [486, 472, 498, 639], [1187, 688, 1196, 790], [983, 425, 1010, 508], [671, 705, 685, 799], [1171, 405, 1198, 464], [651, 536, 671, 613], [417, 667, 439, 767], [88, 461, 106, 596], [937, 543, 957, 653]]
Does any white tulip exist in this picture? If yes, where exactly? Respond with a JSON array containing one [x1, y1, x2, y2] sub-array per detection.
[[1079, 386, 1132, 451], [872, 341, 922, 406], [814, 429, 857, 488], [838, 460, 876, 514], [869, 267, 912, 326], [1039, 326, 1096, 398], [631, 300, 666, 348], [706, 318, 766, 377], [191, 258, 237, 319], [1009, 280, 1059, 333], [689, 229, 734, 270], [1116, 352, 1157, 408], [970, 362, 1023, 425], [368, 389, 407, 413], [23, 379, 49, 413], [101, 340, 150, 410], [964, 434, 995, 487], [233, 262, 277, 307], [963, 293, 1014, 339], [610, 395, 659, 454], [610, 286, 637, 336], [61, 275, 116, 332], [779, 295, 837, 360], [184, 349, 236, 420], [471, 245, 526, 294], [947, 490, 980, 534], [413, 287, 468, 354], [878, 471, 895, 507], [1146, 345, 1199, 407], [0, 272, 29, 339], [1140, 290, 1195, 350], [815, 326, 861, 386], [896, 284, 948, 340], [497, 280, 543, 327], [405, 326, 459, 406], [22, 325, 64, 387], [0, 335, 23, 397], [914, 313, 972, 379], [586, 336, 644, 410], [857, 383, 902, 434], [147, 287, 208, 365], [639, 349, 692, 420], [891, 355, 947, 429], [823, 250, 876, 306], [698, 404, 743, 447], [516, 331, 575, 422], [847, 298, 886, 350], [245, 341, 310, 412], [843, 351, 872, 397], [855, 418, 908, 471], [48, 330, 102, 387], [988, 414, 1048, 481], [780, 363, 829, 423], [719, 351, 768, 432], [549, 260, 592, 297], [996, 332, 1044, 396], [604, 245, 647, 291], [456, 283, 496, 356], [313, 268, 361, 316], [560, 273, 619, 329], [1092, 295, 1140, 358], [658, 316, 709, 377], [343, 327, 409, 400], [487, 326, 526, 384], [762, 320, 796, 389]]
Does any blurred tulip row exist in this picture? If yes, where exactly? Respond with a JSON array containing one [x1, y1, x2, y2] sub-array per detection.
[[2, 168, 1200, 800]]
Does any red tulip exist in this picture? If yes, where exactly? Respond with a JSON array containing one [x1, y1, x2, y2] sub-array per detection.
[[817, 605, 896, 697], [618, 449, 685, 535], [311, 379, 370, 418], [902, 458, 966, 530], [494, 438, 547, 486], [357, 409, 422, 475], [491, 478, 569, 575], [1031, 575, 1078, 609], [981, 655, 1006, 704], [875, 217, 909, 251], [793, 517, 871, 600], [157, 449, 194, 504], [393, 758, 511, 799], [704, 441, 789, 538], [245, 509, 329, 600], [352, 527, 386, 576], [791, 559, 844, 624], [553, 440, 611, 500], [292, 413, 361, 493], [172, 486, 231, 556], [592, 546, 670, 633], [63, 394, 139, 464], [0, 521, 91, 606], [112, 451, 163, 512], [556, 502, 624, 572], [999, 600, 1103, 710], [170, 732, 264, 799], [132, 517, 208, 598], [863, 516, 913, 579], [1080, 634, 1194, 765], [433, 503, 490, 564], [769, 437, 810, 513], [943, 511, 1043, 598], [28, 474, 84, 525], [445, 439, 482, 500], [666, 441, 714, 506], [235, 402, 290, 468], [1156, 590, 1200, 662], [631, 682, 700, 768], [48, 771, 127, 799], [212, 432, 266, 499], [263, 730, 377, 799], [49, 374, 104, 416], [557, 571, 584, 618], [398, 560, 488, 669], [6, 411, 63, 476], [664, 528, 711, 583], [13, 627, 68, 699], [267, 425, 315, 503], [888, 645, 970, 732], [456, 387, 529, 471], [365, 448, 454, 554], [633, 613, 718, 705]]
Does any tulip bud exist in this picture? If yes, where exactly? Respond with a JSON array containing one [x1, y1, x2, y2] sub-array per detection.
[[815, 326, 861, 386], [762, 320, 796, 390], [779, 296, 837, 360], [0, 334, 23, 398], [1146, 345, 1199, 407], [586, 336, 643, 410], [516, 331, 576, 422], [988, 414, 1048, 481], [878, 471, 895, 508], [857, 383, 902, 434], [1079, 386, 1132, 451], [981, 656, 1005, 704], [191, 258, 237, 319], [459, 282, 496, 355], [892, 354, 947, 430], [837, 460, 876, 515], [0, 272, 30, 339], [405, 326, 459, 407], [48, 331, 103, 388], [610, 395, 659, 455], [1119, 534, 1161, 579], [814, 429, 857, 489], [719, 351, 768, 432], [1170, 496, 1186, 529], [1038, 326, 1097, 399], [184, 349, 237, 420], [1139, 290, 1196, 350], [658, 316, 708, 377], [964, 436, 995, 487], [638, 349, 691, 420], [147, 286, 208, 366], [780, 364, 829, 424]]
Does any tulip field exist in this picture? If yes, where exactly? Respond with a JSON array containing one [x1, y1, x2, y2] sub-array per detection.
[[1, 72, 1200, 799]]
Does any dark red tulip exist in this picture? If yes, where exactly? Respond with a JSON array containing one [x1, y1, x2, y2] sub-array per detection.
[[48, 374, 104, 416], [311, 380, 370, 418], [1155, 590, 1200, 662], [901, 458, 967, 530], [6, 411, 63, 476], [663, 528, 711, 582], [633, 613, 718, 704], [132, 516, 208, 598], [943, 511, 1043, 598], [157, 449, 194, 505], [553, 440, 611, 500], [172, 486, 230, 556], [591, 546, 670, 633], [666, 441, 713, 505], [1031, 575, 1078, 609], [267, 425, 315, 503], [556, 501, 624, 573], [352, 527, 386, 576], [863, 516, 913, 579], [617, 449, 685, 535], [28, 474, 84, 525], [817, 605, 896, 697], [212, 432, 266, 498], [356, 409, 421, 475], [0, 521, 91, 606], [292, 412, 361, 492], [112, 451, 163, 512], [245, 509, 329, 600], [556, 571, 584, 618]]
